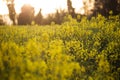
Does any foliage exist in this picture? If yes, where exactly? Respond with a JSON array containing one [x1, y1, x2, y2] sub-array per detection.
[[34, 9, 43, 25], [0, 15, 120, 80], [35, 9, 67, 25], [0, 16, 5, 25], [18, 4, 35, 25], [93, 0, 120, 16]]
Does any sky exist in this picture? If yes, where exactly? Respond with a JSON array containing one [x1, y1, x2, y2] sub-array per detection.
[[0, 0, 84, 16]]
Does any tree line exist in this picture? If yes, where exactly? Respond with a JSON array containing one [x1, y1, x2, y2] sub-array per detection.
[[1, 0, 120, 25]]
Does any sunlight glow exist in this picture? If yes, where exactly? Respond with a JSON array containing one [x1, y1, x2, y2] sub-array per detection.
[[14, 0, 67, 15], [0, 0, 85, 16], [0, 0, 8, 14]]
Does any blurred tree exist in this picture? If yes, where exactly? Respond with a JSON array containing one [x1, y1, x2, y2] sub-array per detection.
[[34, 9, 43, 25], [54, 9, 67, 24], [3, 0, 17, 25], [44, 14, 55, 25], [83, 0, 95, 16], [67, 0, 75, 18], [0, 19, 4, 25], [18, 4, 35, 25], [43, 9, 67, 25], [0, 15, 5, 25], [54, 10, 64, 24], [54, 10, 61, 24], [93, 0, 120, 16]]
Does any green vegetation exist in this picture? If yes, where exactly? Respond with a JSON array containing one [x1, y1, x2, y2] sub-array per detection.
[[0, 15, 120, 80]]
